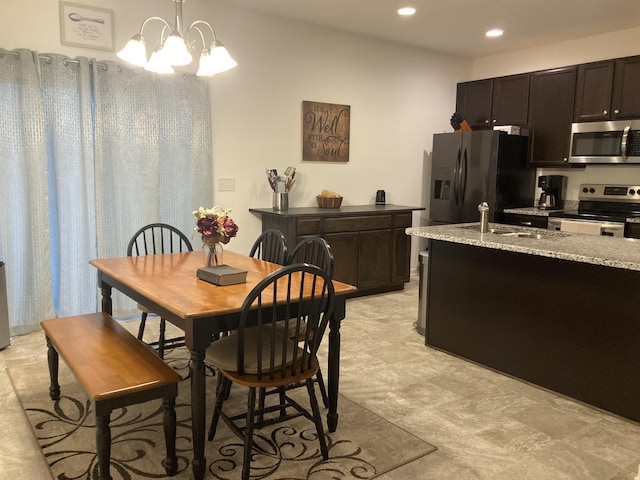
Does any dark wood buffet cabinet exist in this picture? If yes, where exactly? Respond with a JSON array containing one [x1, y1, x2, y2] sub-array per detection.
[[456, 54, 640, 167], [249, 205, 423, 296]]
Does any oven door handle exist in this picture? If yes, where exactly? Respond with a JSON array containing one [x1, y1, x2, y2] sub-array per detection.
[[550, 217, 625, 237], [621, 125, 630, 162]]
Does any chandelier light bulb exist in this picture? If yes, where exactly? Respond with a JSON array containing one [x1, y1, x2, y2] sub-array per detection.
[[117, 34, 148, 67], [145, 49, 174, 74], [160, 32, 193, 66]]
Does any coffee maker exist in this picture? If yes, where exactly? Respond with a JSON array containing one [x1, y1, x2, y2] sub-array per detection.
[[537, 175, 566, 210]]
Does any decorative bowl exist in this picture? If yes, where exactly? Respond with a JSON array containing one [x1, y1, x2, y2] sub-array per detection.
[[316, 195, 343, 208]]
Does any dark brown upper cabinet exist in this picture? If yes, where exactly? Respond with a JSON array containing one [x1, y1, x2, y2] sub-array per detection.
[[612, 56, 640, 120], [574, 56, 640, 122], [528, 66, 577, 167], [456, 75, 529, 130], [491, 74, 530, 127], [456, 79, 493, 129]]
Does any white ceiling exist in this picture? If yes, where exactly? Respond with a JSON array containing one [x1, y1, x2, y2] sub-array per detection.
[[209, 0, 640, 58]]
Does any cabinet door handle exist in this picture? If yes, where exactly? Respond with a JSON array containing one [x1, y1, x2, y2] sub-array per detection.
[[492, 119, 497, 123], [603, 110, 608, 115], [614, 109, 620, 114], [484, 119, 489, 124], [521, 221, 532, 226]]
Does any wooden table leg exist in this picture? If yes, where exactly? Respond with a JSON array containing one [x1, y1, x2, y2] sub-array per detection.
[[45, 336, 60, 401], [190, 349, 206, 480], [98, 279, 112, 316], [327, 312, 341, 433]]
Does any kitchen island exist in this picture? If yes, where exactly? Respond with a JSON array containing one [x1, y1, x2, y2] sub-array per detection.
[[407, 223, 640, 422]]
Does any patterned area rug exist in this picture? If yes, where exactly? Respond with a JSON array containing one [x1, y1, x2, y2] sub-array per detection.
[[9, 349, 436, 480]]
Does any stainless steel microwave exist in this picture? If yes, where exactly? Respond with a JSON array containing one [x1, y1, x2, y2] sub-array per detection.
[[569, 120, 640, 164]]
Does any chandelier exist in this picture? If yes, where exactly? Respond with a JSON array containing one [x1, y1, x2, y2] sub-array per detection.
[[117, 0, 237, 77]]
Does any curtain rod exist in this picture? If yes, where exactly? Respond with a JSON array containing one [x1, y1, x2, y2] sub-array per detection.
[[0, 49, 106, 68], [0, 49, 198, 77]]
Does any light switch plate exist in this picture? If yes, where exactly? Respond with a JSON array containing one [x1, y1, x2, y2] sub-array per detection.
[[217, 177, 236, 192]]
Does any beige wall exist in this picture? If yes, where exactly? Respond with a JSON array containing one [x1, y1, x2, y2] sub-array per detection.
[[472, 27, 640, 79]]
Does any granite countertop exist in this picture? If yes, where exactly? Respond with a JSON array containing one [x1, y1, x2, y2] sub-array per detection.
[[504, 202, 640, 223], [407, 222, 640, 271], [502, 207, 553, 216], [503, 200, 579, 217]]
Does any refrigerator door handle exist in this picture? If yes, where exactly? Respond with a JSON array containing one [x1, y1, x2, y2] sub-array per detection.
[[453, 147, 461, 206], [460, 148, 468, 204]]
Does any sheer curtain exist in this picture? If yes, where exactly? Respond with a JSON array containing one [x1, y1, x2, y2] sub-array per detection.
[[40, 55, 97, 318], [0, 49, 55, 335], [93, 64, 212, 317], [0, 49, 212, 332]]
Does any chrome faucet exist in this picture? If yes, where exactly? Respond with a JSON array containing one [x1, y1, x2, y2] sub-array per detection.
[[478, 202, 490, 233]]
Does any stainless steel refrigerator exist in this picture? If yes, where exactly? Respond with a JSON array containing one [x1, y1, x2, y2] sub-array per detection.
[[429, 130, 535, 224]]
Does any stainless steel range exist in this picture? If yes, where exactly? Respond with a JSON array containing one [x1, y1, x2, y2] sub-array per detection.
[[548, 184, 640, 237]]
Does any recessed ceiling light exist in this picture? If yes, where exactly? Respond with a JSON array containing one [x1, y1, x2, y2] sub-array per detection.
[[397, 7, 416, 16], [486, 28, 504, 38]]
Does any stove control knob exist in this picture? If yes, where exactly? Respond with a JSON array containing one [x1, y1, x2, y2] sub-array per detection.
[[583, 187, 589, 193], [589, 188, 595, 193], [630, 189, 636, 195]]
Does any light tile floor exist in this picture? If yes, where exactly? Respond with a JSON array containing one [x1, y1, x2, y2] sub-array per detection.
[[2, 276, 640, 479]]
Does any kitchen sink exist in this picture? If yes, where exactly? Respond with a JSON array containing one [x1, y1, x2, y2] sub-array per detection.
[[491, 230, 542, 239], [458, 224, 570, 239]]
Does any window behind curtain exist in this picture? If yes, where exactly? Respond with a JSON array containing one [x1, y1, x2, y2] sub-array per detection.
[[0, 49, 213, 332]]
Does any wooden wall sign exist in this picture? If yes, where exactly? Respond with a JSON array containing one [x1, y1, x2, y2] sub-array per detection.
[[302, 101, 350, 162]]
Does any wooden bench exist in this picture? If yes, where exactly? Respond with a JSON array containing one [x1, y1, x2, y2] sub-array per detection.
[[40, 312, 182, 480]]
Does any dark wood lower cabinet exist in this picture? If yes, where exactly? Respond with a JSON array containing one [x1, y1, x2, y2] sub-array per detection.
[[357, 229, 392, 290], [249, 205, 423, 296], [625, 222, 640, 239], [324, 232, 358, 287], [427, 239, 640, 422]]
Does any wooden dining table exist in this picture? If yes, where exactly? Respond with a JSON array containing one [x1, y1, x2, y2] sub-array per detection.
[[89, 250, 357, 480]]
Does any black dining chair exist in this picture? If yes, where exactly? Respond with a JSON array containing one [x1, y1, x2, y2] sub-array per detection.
[[248, 229, 288, 265], [126, 223, 193, 359], [285, 236, 334, 406], [205, 263, 335, 480], [287, 236, 334, 278]]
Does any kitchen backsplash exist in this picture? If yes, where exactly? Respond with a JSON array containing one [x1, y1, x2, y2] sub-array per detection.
[[536, 165, 640, 202]]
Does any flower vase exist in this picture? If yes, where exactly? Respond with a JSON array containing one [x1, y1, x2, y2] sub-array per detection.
[[204, 242, 223, 267]]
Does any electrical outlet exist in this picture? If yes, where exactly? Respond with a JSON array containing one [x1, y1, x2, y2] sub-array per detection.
[[217, 177, 236, 192]]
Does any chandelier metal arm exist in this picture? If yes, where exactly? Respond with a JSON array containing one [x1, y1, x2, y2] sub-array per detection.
[[139, 16, 173, 36], [189, 20, 218, 44]]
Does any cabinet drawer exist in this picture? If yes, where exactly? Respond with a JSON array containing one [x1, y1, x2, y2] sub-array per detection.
[[393, 213, 412, 227], [297, 218, 322, 235], [325, 215, 393, 233]]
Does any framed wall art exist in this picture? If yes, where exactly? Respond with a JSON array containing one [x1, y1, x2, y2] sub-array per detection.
[[302, 101, 350, 162], [59, 1, 115, 51]]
